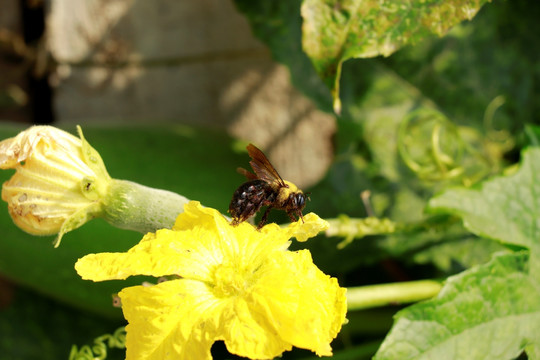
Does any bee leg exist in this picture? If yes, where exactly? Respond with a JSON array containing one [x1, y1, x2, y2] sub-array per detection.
[[286, 211, 298, 223], [257, 206, 273, 229]]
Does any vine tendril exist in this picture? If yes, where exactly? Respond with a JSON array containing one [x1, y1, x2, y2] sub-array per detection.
[[398, 108, 465, 182], [69, 326, 126, 360]]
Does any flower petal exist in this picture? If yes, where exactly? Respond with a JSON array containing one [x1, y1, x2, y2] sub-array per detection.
[[173, 201, 292, 274], [284, 212, 329, 242], [248, 249, 347, 356], [172, 201, 229, 231], [76, 202, 294, 282], [0, 126, 81, 169], [120, 279, 224, 360], [76, 201, 347, 359], [218, 297, 292, 359], [75, 228, 216, 281]]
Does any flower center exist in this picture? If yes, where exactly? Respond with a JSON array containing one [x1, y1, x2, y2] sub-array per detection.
[[212, 262, 249, 298]]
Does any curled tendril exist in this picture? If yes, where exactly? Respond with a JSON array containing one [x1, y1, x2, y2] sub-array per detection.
[[398, 108, 465, 182], [69, 326, 126, 360], [398, 104, 512, 186], [484, 95, 514, 151]]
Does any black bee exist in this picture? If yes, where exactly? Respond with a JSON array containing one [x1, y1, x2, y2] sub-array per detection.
[[229, 144, 308, 228]]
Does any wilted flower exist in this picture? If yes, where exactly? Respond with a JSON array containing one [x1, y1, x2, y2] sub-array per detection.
[[0, 126, 191, 246], [0, 126, 111, 246], [76, 201, 347, 360]]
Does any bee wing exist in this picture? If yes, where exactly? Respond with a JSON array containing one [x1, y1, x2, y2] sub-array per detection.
[[246, 143, 286, 186], [237, 167, 258, 180]]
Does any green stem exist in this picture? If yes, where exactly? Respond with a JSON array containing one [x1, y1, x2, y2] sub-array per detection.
[[102, 179, 190, 233], [347, 279, 442, 311], [325, 215, 397, 248]]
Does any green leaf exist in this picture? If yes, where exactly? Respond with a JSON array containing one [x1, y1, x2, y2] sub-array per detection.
[[301, 0, 492, 112], [374, 251, 540, 360], [382, 220, 509, 273], [410, 235, 508, 272], [428, 147, 540, 275], [524, 124, 540, 147]]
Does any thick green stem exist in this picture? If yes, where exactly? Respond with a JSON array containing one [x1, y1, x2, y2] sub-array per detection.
[[102, 179, 190, 233], [347, 279, 442, 311]]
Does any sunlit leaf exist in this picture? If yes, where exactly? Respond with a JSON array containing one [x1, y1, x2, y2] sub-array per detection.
[[428, 147, 540, 275], [375, 252, 540, 360], [301, 0, 491, 112]]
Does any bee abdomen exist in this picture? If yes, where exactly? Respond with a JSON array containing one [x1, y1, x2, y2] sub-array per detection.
[[229, 180, 276, 225]]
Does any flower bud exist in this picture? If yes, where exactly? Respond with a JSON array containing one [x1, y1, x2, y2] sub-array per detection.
[[0, 126, 111, 246]]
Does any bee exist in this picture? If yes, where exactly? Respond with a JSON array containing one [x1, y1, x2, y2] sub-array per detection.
[[229, 143, 308, 228]]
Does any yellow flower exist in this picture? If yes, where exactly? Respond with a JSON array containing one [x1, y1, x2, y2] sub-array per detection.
[[0, 125, 110, 246], [76, 201, 347, 360]]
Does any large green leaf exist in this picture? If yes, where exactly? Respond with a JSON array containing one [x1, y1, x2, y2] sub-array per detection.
[[301, 0, 491, 112], [374, 251, 540, 360], [428, 147, 540, 275], [376, 147, 540, 359]]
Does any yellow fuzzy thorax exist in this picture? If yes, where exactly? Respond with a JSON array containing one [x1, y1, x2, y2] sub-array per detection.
[[277, 180, 302, 203]]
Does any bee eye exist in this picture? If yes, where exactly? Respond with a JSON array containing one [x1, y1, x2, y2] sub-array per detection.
[[296, 194, 305, 207]]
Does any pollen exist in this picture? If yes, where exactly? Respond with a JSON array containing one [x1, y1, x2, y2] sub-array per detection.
[[212, 262, 251, 298]]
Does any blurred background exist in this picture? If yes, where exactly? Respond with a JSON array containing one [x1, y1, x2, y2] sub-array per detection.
[[1, 0, 539, 359], [0, 0, 336, 187]]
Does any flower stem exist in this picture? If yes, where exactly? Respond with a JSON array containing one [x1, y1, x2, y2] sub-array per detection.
[[346, 279, 442, 311], [102, 179, 190, 233]]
